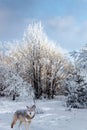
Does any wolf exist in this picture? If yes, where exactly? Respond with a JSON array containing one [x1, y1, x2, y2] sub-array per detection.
[[11, 105, 36, 130]]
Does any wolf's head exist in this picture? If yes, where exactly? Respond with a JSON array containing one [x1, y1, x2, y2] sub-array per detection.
[[26, 105, 36, 118]]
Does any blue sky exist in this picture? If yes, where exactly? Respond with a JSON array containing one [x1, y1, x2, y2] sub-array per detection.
[[0, 0, 87, 51]]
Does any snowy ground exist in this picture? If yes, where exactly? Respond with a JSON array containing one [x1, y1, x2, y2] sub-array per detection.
[[0, 97, 87, 130]]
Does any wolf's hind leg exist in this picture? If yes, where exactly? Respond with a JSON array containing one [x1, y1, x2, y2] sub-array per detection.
[[11, 115, 17, 128]]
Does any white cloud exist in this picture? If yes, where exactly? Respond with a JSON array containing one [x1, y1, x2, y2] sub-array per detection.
[[48, 16, 75, 31], [46, 16, 87, 50]]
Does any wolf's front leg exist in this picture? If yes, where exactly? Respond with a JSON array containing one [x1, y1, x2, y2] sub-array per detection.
[[27, 123, 30, 130], [25, 122, 30, 130], [19, 121, 22, 130]]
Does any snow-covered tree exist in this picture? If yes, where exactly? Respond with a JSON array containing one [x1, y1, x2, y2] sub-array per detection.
[[66, 44, 87, 108], [8, 22, 73, 99]]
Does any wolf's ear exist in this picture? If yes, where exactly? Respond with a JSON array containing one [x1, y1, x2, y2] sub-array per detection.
[[26, 106, 30, 109], [30, 105, 36, 111]]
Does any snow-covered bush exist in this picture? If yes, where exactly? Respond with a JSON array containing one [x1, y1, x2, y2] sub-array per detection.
[[0, 63, 33, 100], [66, 71, 87, 108], [66, 85, 87, 108]]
